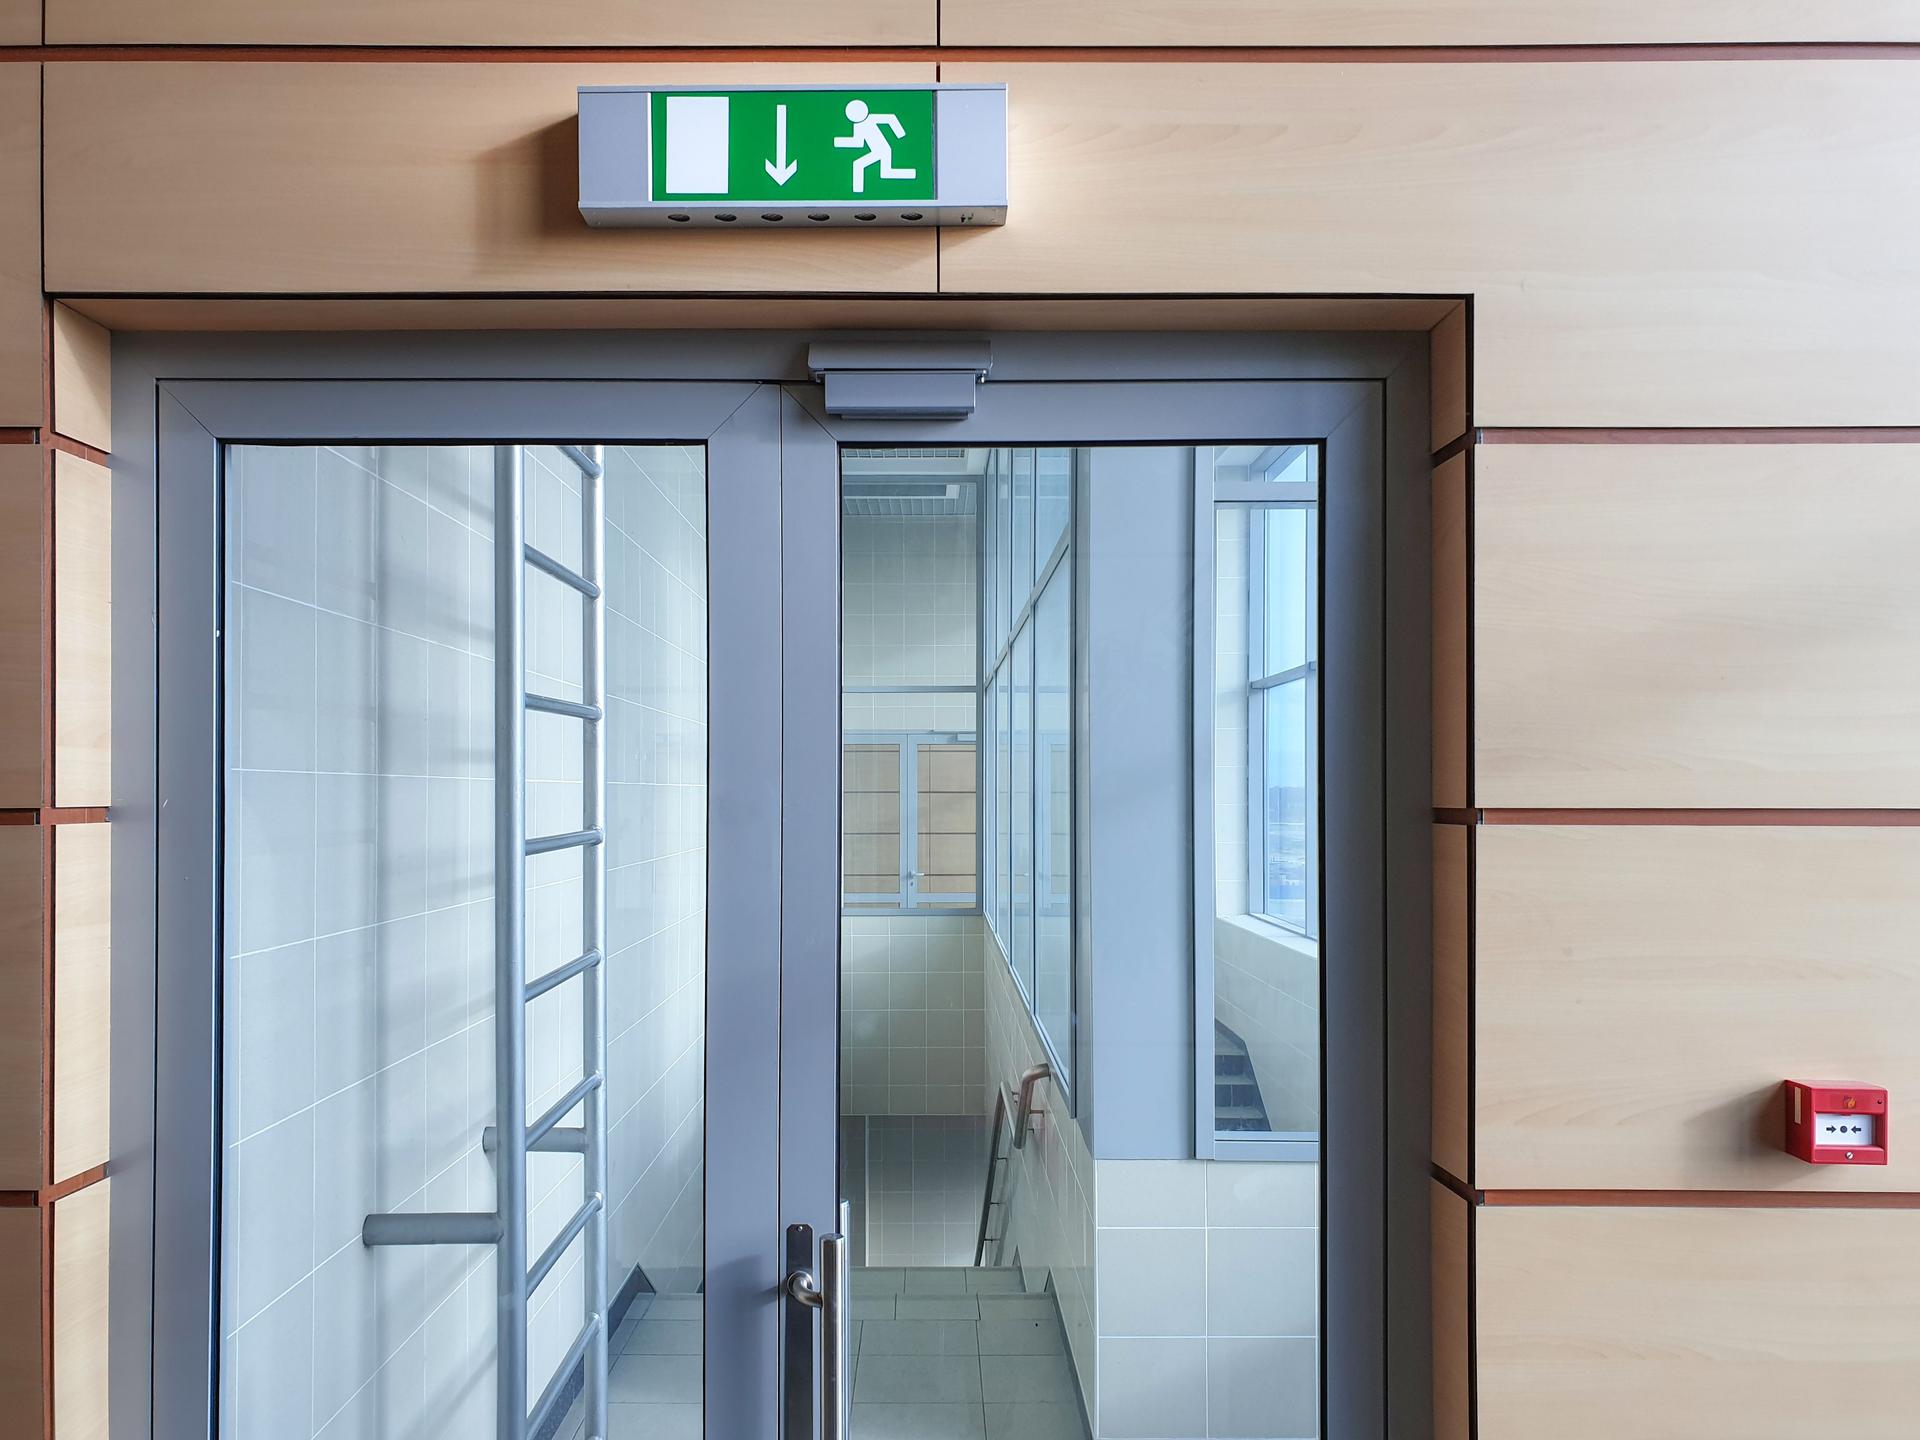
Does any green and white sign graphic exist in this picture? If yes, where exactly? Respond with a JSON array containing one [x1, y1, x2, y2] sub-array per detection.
[[650, 89, 937, 205]]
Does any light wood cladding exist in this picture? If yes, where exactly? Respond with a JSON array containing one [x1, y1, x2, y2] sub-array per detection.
[[0, 0, 39, 44], [52, 1180, 110, 1440], [52, 825, 110, 1184], [1478, 1205, 1920, 1440], [1432, 824, 1470, 1184], [936, 61, 1920, 426], [1431, 1180, 1471, 1440], [0, 1207, 41, 1430], [945, 0, 1920, 44], [1475, 444, 1920, 808], [1477, 824, 1920, 1192], [53, 452, 112, 810], [1431, 453, 1468, 809], [51, 306, 113, 456], [49, 0, 933, 45], [0, 446, 43, 808], [1429, 305, 1468, 451], [0, 65, 39, 430], [0, 825, 43, 1190], [44, 62, 939, 296]]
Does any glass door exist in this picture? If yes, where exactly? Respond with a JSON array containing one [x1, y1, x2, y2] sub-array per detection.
[[153, 380, 794, 1440], [776, 375, 1414, 1440]]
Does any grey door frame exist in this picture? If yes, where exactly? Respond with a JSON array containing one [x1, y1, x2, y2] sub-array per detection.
[[111, 329, 1430, 1440]]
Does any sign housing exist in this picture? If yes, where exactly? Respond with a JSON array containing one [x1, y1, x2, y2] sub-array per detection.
[[579, 84, 1007, 228]]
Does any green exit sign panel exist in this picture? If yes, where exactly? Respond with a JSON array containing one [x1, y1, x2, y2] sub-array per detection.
[[650, 89, 937, 205]]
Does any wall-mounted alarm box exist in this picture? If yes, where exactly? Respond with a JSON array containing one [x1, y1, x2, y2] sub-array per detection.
[[1784, 1081, 1888, 1166]]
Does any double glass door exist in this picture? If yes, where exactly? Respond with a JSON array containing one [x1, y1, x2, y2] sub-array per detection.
[[148, 346, 1416, 1440]]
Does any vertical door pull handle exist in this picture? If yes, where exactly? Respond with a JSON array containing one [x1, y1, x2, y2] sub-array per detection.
[[783, 1204, 851, 1440]]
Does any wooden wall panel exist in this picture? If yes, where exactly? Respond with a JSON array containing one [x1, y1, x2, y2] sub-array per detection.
[[1432, 825, 1470, 1184], [1478, 1205, 1920, 1440], [1431, 1181, 1471, 1440], [49, 0, 934, 45], [945, 0, 1920, 45], [1475, 444, 1920, 809], [54, 452, 111, 811], [52, 1180, 110, 1440], [0, 447, 43, 809], [1477, 825, 1920, 1192], [1431, 454, 1468, 808], [0, 820, 43, 1192], [0, 1207, 41, 1430], [44, 63, 939, 297], [1429, 305, 1467, 452], [52, 826, 110, 1184], [0, 0, 38, 44], [51, 306, 112, 456], [0, 65, 40, 430], [937, 61, 1920, 427]]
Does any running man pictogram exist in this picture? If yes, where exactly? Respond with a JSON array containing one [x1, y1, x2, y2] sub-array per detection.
[[833, 99, 918, 194]]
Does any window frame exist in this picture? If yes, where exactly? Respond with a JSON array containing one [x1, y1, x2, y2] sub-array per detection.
[[840, 722, 982, 913], [1246, 501, 1321, 942], [980, 447, 1076, 1094]]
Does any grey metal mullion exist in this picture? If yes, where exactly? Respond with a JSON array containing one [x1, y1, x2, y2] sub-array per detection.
[[494, 443, 532, 1436], [1211, 479, 1319, 505], [843, 684, 974, 695], [900, 736, 919, 908], [1191, 447, 1218, 1158], [1247, 507, 1269, 924], [580, 443, 612, 1440]]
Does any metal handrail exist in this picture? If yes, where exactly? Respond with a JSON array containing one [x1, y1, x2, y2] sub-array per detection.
[[972, 1062, 1052, 1265], [1011, 1062, 1052, 1150]]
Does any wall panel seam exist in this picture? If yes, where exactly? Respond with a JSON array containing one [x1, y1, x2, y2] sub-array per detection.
[[12, 43, 1920, 62]]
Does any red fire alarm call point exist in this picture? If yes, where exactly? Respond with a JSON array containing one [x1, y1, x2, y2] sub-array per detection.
[[1784, 1081, 1888, 1166]]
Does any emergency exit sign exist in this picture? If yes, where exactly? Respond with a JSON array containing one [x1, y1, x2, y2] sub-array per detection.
[[579, 84, 1007, 228]]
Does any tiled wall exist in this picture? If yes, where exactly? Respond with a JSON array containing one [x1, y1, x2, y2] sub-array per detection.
[[220, 442, 706, 1438], [842, 513, 977, 690], [842, 914, 987, 1117], [1093, 1159, 1319, 1440], [983, 932, 1097, 1419]]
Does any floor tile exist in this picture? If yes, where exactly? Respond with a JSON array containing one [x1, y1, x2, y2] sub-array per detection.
[[854, 1354, 985, 1404], [608, 1351, 701, 1405], [855, 1295, 899, 1320], [644, 1294, 703, 1321], [980, 1354, 1078, 1405], [903, 1268, 970, 1295], [966, 1269, 1026, 1294], [897, 1296, 980, 1320], [861, 1319, 981, 1356], [856, 1268, 908, 1296], [977, 1319, 1063, 1356], [850, 1402, 988, 1440], [984, 1402, 1088, 1440], [605, 1402, 703, 1440], [621, 1319, 701, 1355], [975, 1296, 1053, 1322]]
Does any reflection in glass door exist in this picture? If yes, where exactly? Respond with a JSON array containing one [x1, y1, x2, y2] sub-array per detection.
[[832, 438, 1333, 1440], [219, 441, 709, 1438]]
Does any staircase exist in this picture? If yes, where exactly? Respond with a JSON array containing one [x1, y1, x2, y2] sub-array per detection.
[[1214, 1021, 1272, 1132]]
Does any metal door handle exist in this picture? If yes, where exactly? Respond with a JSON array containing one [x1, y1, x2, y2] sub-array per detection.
[[784, 1202, 850, 1440]]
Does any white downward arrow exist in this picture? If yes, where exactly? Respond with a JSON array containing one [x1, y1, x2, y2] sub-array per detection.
[[765, 104, 798, 186]]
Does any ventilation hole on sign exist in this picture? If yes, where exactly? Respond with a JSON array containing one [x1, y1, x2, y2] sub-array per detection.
[[855, 213, 877, 222], [808, 213, 831, 223], [762, 213, 785, 222], [900, 212, 924, 222], [667, 214, 691, 223], [715, 213, 738, 223]]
